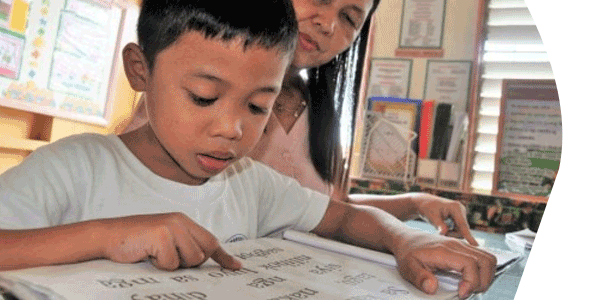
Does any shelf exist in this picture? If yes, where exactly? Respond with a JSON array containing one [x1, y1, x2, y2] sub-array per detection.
[[350, 177, 549, 204], [0, 137, 49, 151]]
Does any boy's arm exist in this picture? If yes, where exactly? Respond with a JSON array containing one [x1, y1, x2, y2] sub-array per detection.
[[311, 200, 496, 300], [346, 192, 478, 245], [0, 213, 241, 271]]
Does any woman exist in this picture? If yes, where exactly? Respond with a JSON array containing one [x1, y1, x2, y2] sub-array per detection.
[[124, 0, 476, 245], [258, 0, 480, 247]]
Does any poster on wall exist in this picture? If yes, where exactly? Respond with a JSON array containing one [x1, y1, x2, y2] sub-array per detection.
[[0, 0, 132, 126], [398, 0, 447, 49], [423, 60, 471, 113], [366, 58, 412, 99], [0, 27, 25, 80], [493, 80, 561, 202]]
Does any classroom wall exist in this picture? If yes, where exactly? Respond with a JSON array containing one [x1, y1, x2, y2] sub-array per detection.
[[371, 0, 478, 98], [0, 0, 141, 174], [1, 0, 479, 176], [350, 0, 480, 177]]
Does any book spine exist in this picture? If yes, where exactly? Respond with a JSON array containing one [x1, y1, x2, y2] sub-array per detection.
[[419, 100, 435, 159], [429, 103, 453, 160], [446, 112, 468, 162]]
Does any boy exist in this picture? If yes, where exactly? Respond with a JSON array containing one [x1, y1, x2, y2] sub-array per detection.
[[0, 0, 495, 298]]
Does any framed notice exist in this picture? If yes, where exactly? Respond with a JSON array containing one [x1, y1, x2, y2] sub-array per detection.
[[493, 79, 561, 202], [366, 58, 412, 99], [0, 0, 138, 126], [423, 60, 472, 113], [399, 0, 447, 49]]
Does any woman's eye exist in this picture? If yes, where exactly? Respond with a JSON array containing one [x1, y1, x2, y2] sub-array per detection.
[[345, 15, 358, 28], [249, 103, 268, 115], [342, 13, 358, 28]]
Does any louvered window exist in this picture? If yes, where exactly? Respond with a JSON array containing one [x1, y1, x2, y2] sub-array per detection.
[[470, 0, 555, 192]]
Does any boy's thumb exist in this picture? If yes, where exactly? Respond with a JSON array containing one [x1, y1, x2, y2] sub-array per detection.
[[421, 277, 438, 295], [399, 257, 438, 295]]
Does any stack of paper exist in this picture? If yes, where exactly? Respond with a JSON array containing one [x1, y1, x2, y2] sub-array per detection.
[[505, 228, 536, 252]]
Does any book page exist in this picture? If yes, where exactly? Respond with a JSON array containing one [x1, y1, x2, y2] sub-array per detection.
[[0, 238, 457, 300]]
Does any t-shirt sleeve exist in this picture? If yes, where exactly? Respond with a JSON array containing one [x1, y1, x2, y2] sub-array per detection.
[[250, 160, 330, 238], [0, 138, 89, 229]]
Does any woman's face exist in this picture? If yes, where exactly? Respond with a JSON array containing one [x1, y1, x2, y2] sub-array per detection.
[[291, 0, 374, 69]]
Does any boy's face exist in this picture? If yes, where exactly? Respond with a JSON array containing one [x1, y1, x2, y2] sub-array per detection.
[[124, 32, 291, 184]]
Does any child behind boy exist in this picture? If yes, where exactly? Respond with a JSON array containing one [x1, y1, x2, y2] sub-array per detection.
[[0, 0, 496, 298]]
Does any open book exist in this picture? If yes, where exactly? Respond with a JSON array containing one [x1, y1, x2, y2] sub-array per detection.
[[0, 231, 522, 300]]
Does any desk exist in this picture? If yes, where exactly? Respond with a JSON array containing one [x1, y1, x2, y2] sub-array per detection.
[[406, 220, 529, 300]]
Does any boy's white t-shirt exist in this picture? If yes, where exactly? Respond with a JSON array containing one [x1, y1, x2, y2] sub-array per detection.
[[0, 133, 330, 243]]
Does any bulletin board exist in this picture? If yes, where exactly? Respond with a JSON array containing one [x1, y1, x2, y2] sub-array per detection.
[[493, 79, 561, 202], [0, 0, 137, 126]]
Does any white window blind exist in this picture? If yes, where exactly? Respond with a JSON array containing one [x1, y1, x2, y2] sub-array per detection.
[[470, 0, 554, 192]]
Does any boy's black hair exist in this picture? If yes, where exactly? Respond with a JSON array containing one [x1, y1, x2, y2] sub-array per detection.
[[137, 0, 298, 70]]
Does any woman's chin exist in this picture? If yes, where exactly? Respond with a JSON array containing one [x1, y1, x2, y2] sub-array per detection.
[[292, 54, 322, 70]]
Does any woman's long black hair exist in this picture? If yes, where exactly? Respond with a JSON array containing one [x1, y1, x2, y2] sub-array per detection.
[[306, 2, 379, 184]]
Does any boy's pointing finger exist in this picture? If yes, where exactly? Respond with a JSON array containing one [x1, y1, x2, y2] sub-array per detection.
[[210, 246, 242, 270]]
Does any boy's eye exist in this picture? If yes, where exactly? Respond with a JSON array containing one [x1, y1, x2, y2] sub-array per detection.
[[190, 93, 218, 106], [249, 103, 268, 115]]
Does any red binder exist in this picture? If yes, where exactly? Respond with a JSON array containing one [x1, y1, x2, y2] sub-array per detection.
[[418, 99, 435, 159]]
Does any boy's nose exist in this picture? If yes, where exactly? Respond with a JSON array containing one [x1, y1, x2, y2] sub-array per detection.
[[211, 111, 243, 141]]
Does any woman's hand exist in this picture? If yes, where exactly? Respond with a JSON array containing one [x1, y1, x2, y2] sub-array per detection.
[[100, 212, 241, 271]]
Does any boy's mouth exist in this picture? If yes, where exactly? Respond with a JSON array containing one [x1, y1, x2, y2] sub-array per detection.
[[197, 152, 234, 172]]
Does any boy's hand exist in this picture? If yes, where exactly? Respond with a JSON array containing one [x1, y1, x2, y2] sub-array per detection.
[[99, 213, 242, 271], [314, 200, 496, 299], [412, 193, 478, 246], [345, 193, 477, 246], [393, 232, 497, 299]]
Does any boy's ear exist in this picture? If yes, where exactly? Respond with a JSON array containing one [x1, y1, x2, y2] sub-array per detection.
[[122, 43, 150, 92]]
